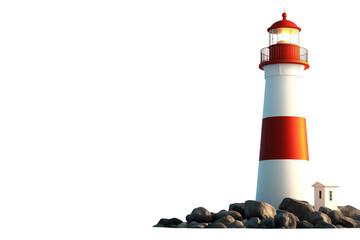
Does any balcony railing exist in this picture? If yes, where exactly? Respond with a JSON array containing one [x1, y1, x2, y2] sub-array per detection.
[[260, 45, 308, 64]]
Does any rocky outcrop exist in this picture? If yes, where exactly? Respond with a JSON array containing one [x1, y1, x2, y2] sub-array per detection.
[[244, 200, 276, 219], [308, 211, 332, 225], [213, 210, 243, 221], [153, 218, 183, 228], [244, 217, 260, 228], [213, 215, 235, 227], [154, 198, 359, 229], [188, 207, 212, 223], [207, 222, 226, 228], [227, 220, 245, 228], [328, 210, 357, 228], [279, 198, 314, 221], [296, 220, 313, 228], [259, 217, 275, 228], [229, 203, 245, 217], [338, 205, 360, 220], [319, 206, 332, 215], [314, 221, 336, 228], [274, 211, 299, 229]]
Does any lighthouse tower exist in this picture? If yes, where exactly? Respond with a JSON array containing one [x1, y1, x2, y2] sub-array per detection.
[[256, 13, 310, 208]]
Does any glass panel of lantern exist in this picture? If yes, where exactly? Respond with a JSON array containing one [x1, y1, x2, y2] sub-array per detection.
[[269, 28, 299, 45]]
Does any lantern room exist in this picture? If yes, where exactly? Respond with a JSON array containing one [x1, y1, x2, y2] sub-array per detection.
[[268, 12, 301, 45], [269, 28, 299, 45], [259, 12, 309, 70]]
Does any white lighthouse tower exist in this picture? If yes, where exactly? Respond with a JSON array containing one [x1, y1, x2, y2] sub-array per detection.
[[256, 13, 310, 208]]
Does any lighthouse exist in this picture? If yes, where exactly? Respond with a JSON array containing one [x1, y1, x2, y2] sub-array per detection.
[[256, 13, 310, 208]]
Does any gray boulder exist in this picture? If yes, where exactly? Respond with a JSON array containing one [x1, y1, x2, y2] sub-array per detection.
[[178, 222, 188, 228], [356, 220, 360, 228], [188, 221, 208, 228], [153, 218, 183, 228], [207, 222, 227, 228], [314, 221, 336, 228], [296, 220, 313, 228], [244, 217, 260, 228], [189, 224, 205, 228], [227, 220, 245, 228], [229, 203, 245, 217], [213, 210, 243, 221], [274, 212, 299, 229], [339, 205, 360, 220], [213, 215, 235, 227], [319, 206, 332, 215], [279, 198, 314, 221], [259, 217, 276, 228], [276, 209, 288, 215], [189, 207, 212, 223], [328, 210, 357, 228], [244, 200, 276, 220], [309, 211, 332, 226]]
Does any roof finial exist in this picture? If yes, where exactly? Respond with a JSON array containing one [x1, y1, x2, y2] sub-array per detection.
[[282, 12, 287, 20]]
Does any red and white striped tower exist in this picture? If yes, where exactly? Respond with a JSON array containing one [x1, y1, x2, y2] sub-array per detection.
[[256, 12, 310, 208]]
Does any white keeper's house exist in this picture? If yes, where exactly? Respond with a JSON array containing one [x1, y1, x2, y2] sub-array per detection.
[[312, 182, 339, 211]]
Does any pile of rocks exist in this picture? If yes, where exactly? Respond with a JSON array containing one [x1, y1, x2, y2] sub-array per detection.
[[153, 198, 360, 229]]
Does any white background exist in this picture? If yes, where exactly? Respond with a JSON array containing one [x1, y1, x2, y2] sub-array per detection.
[[1, 0, 360, 239]]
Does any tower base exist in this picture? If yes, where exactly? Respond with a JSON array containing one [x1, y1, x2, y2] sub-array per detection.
[[256, 159, 309, 209]]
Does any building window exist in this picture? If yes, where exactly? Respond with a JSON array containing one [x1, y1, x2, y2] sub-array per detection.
[[330, 191, 333, 201], [319, 190, 322, 199]]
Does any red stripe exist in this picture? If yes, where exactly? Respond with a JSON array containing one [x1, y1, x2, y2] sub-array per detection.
[[259, 116, 309, 161]]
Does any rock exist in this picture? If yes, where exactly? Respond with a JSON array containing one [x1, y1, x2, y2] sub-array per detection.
[[229, 203, 245, 217], [276, 209, 288, 215], [190, 207, 212, 223], [336, 225, 344, 228], [274, 212, 299, 229], [259, 217, 276, 228], [227, 220, 245, 228], [241, 219, 248, 225], [190, 224, 204, 228], [213, 210, 243, 221], [314, 221, 336, 228], [207, 222, 227, 228], [186, 214, 192, 222], [339, 205, 360, 220], [355, 220, 360, 228], [188, 221, 208, 228], [210, 212, 216, 222], [188, 221, 198, 227], [244, 200, 276, 220], [244, 217, 260, 228], [296, 220, 313, 228], [178, 222, 188, 228], [279, 198, 314, 221], [328, 210, 357, 228], [153, 218, 183, 228], [309, 211, 332, 226], [319, 206, 332, 215], [153, 224, 164, 227], [214, 215, 235, 227]]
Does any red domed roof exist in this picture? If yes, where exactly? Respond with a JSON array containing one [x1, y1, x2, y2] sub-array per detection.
[[267, 12, 301, 32]]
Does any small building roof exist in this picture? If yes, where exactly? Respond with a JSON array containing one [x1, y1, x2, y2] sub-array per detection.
[[312, 181, 340, 188]]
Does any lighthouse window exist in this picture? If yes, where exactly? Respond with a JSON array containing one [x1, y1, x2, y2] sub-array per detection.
[[330, 191, 333, 201], [269, 28, 299, 45], [319, 190, 322, 199]]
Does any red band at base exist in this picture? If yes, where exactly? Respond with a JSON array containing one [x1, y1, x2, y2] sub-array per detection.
[[259, 116, 309, 161]]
